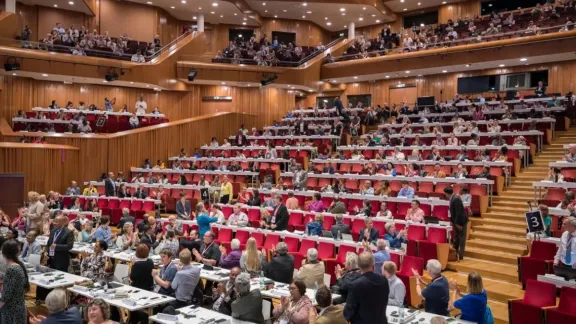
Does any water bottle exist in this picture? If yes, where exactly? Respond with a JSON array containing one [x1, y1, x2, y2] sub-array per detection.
[[259, 271, 265, 289], [337, 230, 341, 241], [398, 305, 405, 322], [305, 225, 309, 237], [313, 282, 318, 296]]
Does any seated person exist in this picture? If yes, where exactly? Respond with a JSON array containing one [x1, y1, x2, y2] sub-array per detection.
[[384, 223, 407, 249], [397, 180, 415, 198], [227, 205, 249, 226], [358, 218, 379, 245], [296, 248, 325, 289]]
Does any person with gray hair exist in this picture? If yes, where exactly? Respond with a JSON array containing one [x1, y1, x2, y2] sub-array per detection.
[[263, 242, 294, 284], [219, 238, 242, 269], [330, 213, 351, 239], [29, 289, 81, 323], [412, 259, 449, 316], [343, 252, 389, 324], [231, 273, 265, 323], [196, 202, 218, 238], [373, 239, 391, 275], [332, 252, 361, 303], [117, 207, 135, 234], [430, 317, 448, 324], [554, 216, 576, 280], [296, 248, 325, 288], [328, 196, 347, 214]]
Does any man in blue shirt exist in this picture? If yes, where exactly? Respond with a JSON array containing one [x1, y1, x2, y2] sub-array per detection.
[[29, 289, 82, 324], [373, 239, 391, 275], [413, 259, 449, 316], [94, 216, 115, 246], [152, 248, 178, 296], [65, 181, 81, 196], [397, 180, 415, 198], [160, 249, 201, 312]]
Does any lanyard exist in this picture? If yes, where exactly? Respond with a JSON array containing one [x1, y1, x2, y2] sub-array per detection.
[[202, 242, 213, 256], [53, 229, 62, 242]]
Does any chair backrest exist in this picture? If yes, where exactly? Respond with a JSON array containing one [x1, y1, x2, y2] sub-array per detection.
[[323, 273, 331, 287], [337, 244, 357, 264], [284, 236, 299, 252], [218, 228, 233, 242], [530, 240, 558, 260], [407, 224, 426, 241], [262, 300, 271, 321], [399, 255, 424, 276], [264, 234, 281, 250], [317, 241, 335, 260], [299, 238, 317, 254], [28, 254, 42, 266], [235, 230, 250, 244], [427, 227, 447, 243], [557, 286, 576, 315], [114, 263, 130, 284], [523, 279, 557, 307]]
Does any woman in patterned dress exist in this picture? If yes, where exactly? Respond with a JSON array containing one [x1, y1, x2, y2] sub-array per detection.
[[0, 240, 29, 324]]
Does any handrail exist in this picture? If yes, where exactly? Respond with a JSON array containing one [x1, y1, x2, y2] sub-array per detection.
[[154, 31, 192, 57], [212, 37, 344, 67], [331, 23, 570, 62]]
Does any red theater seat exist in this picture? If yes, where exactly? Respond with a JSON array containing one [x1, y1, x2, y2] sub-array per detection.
[[396, 256, 424, 307], [508, 280, 556, 324], [518, 240, 557, 288], [545, 287, 576, 324]]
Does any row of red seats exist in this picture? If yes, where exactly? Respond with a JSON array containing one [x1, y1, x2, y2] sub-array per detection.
[[313, 162, 505, 177], [129, 172, 251, 185], [203, 149, 311, 159], [180, 160, 282, 171], [509, 280, 576, 324], [62, 196, 155, 224], [541, 187, 576, 207], [380, 122, 550, 133], [341, 147, 521, 161], [374, 134, 537, 147]]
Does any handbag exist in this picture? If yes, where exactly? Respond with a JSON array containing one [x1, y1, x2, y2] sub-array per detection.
[[484, 305, 495, 324]]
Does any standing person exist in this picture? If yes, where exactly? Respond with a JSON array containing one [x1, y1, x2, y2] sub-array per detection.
[[445, 187, 468, 260], [46, 215, 75, 271], [261, 195, 289, 231], [130, 244, 155, 291], [231, 273, 265, 324], [104, 172, 116, 197], [263, 242, 294, 284], [220, 176, 234, 204], [553, 216, 576, 280], [26, 191, 44, 232], [0, 240, 29, 324], [450, 272, 489, 324], [412, 259, 449, 316], [382, 261, 405, 307], [343, 252, 389, 324], [135, 96, 147, 114]]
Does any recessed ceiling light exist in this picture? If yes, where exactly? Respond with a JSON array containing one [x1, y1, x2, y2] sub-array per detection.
[[385, 75, 390, 78], [344, 25, 347, 28], [171, 6, 175, 9], [243, 17, 247, 20], [442, 1, 447, 3], [405, 71, 410, 74], [442, 70, 447, 73], [262, 2, 266, 5], [12, 73, 17, 76], [242, 22, 246, 25], [359, 17, 363, 21], [306, 11, 312, 14], [68, 1, 74, 4], [303, 3, 307, 6], [193, 16, 197, 19], [103, 80, 107, 83], [325, 17, 328, 20], [372, 14, 376, 17], [403, 8, 407, 11], [283, 9, 287, 12], [499, 64, 505, 67], [42, 74, 48, 77], [234, 13, 237, 15], [363, 7, 366, 10], [274, 15, 277, 18], [212, 2, 218, 7], [401, 0, 405, 2], [326, 22, 331, 26], [210, 11, 215, 14], [146, 1, 152, 4], [221, 82, 226, 85], [302, 15, 306, 18], [181, 0, 186, 3], [331, 80, 336, 83], [146, 85, 150, 88], [220, 15, 223, 17], [418, 74, 422, 77], [465, 64, 470, 67], [418, 2, 421, 5], [520, 58, 528, 61], [376, 20, 380, 23], [342, 13, 346, 16], [130, 82, 134, 84], [340, 8, 345, 12], [198, 7, 202, 9], [53, 4, 58, 7]]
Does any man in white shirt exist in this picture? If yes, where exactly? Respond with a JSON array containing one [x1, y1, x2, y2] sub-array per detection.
[[129, 113, 140, 128], [53, 22, 65, 35], [227, 205, 248, 226], [554, 216, 576, 280], [360, 180, 374, 195], [135, 96, 147, 115]]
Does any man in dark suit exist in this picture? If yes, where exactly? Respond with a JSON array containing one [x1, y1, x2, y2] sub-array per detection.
[[331, 214, 351, 239], [444, 187, 468, 260], [263, 242, 294, 284], [358, 218, 379, 245], [104, 171, 116, 197], [344, 252, 389, 324], [535, 81, 547, 97], [263, 195, 288, 231], [132, 185, 148, 199], [322, 162, 335, 174], [46, 214, 74, 272], [117, 208, 136, 234], [140, 224, 161, 251], [234, 131, 248, 147], [334, 97, 344, 116]]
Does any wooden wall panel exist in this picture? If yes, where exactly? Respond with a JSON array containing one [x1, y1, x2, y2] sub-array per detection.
[[260, 18, 331, 47], [100, 0, 155, 42], [37, 6, 86, 39], [1, 113, 254, 194], [0, 146, 81, 195], [438, 0, 481, 24], [15, 1, 38, 41], [154, 7, 188, 48]]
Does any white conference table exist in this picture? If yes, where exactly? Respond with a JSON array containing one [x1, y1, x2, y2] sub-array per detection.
[[32, 107, 166, 118], [532, 181, 576, 202], [398, 106, 565, 119], [549, 161, 576, 168], [537, 274, 576, 288], [150, 305, 255, 324], [201, 145, 317, 152], [130, 168, 259, 177], [29, 268, 89, 289], [168, 157, 290, 163], [13, 117, 81, 125], [377, 117, 555, 129], [68, 281, 175, 313], [281, 117, 342, 122]]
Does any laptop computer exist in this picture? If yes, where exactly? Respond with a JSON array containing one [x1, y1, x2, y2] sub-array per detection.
[[341, 233, 354, 241], [424, 216, 440, 224], [322, 230, 334, 238]]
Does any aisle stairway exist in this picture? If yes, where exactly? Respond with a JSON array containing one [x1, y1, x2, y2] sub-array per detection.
[[445, 127, 576, 323]]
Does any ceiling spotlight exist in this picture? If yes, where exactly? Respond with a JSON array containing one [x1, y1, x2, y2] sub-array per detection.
[[376, 20, 380, 23], [68, 1, 74, 4], [210, 11, 215, 14], [171, 6, 175, 9], [499, 64, 505, 67], [242, 22, 246, 25], [212, 2, 218, 7], [403, 8, 407, 11], [303, 3, 307, 6], [442, 70, 447, 73], [234, 13, 237, 15], [344, 25, 347, 28], [418, 2, 421, 5], [262, 2, 266, 5], [442, 1, 447, 3], [325, 17, 328, 20], [243, 17, 247, 20], [198, 7, 202, 9], [359, 17, 363, 21], [340, 8, 345, 12], [146, 1, 152, 4], [283, 9, 287, 12], [363, 7, 366, 10], [353, 76, 358, 79], [181, 0, 186, 3], [193, 16, 197, 19], [53, 4, 58, 7], [327, 22, 331, 25], [42, 74, 48, 77], [264, 10, 267, 12], [220, 15, 223, 17], [372, 14, 376, 17], [405, 71, 410, 74], [302, 15, 306, 18], [306, 11, 312, 14], [401, 0, 404, 2], [274, 15, 277, 18], [342, 13, 346, 16], [385, 76, 390, 78], [520, 58, 528, 61], [465, 64, 470, 67]]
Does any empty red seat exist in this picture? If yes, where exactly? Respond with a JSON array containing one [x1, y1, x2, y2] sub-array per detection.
[[396, 256, 424, 306], [263, 233, 281, 250], [235, 230, 250, 247], [509, 279, 557, 324], [518, 240, 557, 288], [215, 228, 232, 245], [545, 287, 576, 324], [407, 225, 427, 242], [284, 236, 300, 253], [288, 211, 304, 231], [317, 241, 335, 261], [427, 227, 447, 243]]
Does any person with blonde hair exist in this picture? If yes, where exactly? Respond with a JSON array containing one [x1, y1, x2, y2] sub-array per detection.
[[26, 191, 44, 231], [117, 221, 138, 250], [382, 261, 405, 307], [240, 237, 265, 276], [450, 272, 489, 324]]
